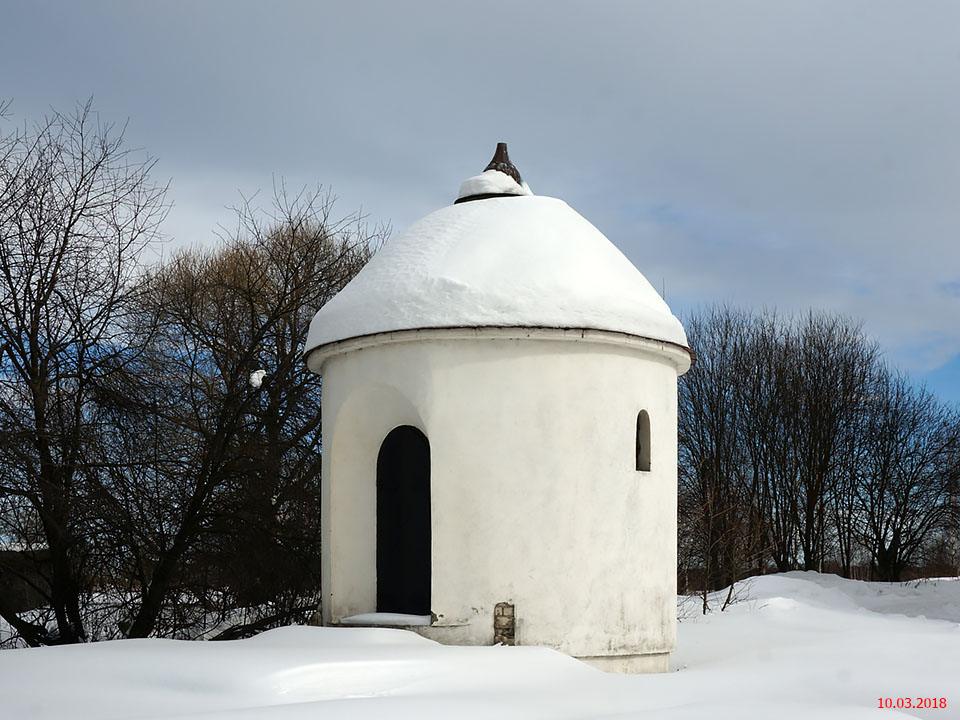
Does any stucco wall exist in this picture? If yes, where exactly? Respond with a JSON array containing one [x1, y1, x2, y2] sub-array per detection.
[[317, 329, 684, 663]]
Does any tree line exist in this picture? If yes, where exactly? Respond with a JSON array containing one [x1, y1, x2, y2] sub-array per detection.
[[0, 102, 380, 645], [679, 306, 960, 598]]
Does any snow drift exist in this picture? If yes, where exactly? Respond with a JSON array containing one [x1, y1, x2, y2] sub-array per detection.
[[2, 572, 958, 718]]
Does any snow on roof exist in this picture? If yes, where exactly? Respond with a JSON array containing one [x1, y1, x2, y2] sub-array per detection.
[[304, 174, 688, 359], [456, 169, 532, 200]]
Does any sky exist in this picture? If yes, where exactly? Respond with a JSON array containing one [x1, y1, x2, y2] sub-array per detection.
[[2, 0, 959, 403]]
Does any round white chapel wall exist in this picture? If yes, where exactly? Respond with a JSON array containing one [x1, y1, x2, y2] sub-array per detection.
[[317, 327, 687, 665]]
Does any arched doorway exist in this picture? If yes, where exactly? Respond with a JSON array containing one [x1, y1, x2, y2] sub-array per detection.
[[376, 425, 431, 614]]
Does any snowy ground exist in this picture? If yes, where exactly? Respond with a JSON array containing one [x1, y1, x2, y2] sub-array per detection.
[[1, 572, 957, 719]]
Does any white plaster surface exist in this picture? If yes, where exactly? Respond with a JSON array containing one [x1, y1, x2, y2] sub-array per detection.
[[318, 331, 684, 665]]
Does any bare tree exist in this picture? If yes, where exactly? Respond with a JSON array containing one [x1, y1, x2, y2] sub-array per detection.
[[679, 306, 882, 591], [679, 306, 757, 600], [0, 102, 383, 646], [102, 186, 380, 639], [678, 304, 958, 590], [856, 373, 960, 581], [0, 101, 167, 645], [782, 313, 879, 571], [735, 311, 795, 572]]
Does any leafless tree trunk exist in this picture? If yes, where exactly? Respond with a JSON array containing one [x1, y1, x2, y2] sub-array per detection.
[[679, 306, 881, 589], [111, 186, 381, 639], [857, 372, 960, 581], [679, 306, 757, 595], [0, 100, 167, 645], [784, 313, 878, 571]]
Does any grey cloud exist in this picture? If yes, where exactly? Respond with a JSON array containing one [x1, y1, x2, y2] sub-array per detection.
[[2, 0, 959, 391], [940, 281, 960, 297]]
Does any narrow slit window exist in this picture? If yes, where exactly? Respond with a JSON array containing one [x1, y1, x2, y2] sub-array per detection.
[[636, 410, 651, 472]]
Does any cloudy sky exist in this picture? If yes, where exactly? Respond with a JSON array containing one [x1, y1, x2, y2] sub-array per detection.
[[3, 0, 959, 402]]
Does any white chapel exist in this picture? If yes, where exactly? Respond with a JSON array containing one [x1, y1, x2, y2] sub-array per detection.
[[303, 143, 692, 673]]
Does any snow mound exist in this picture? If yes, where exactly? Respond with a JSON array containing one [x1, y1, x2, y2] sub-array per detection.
[[339, 612, 432, 627], [747, 570, 960, 623], [3, 574, 957, 718], [305, 195, 688, 357], [241, 625, 435, 647]]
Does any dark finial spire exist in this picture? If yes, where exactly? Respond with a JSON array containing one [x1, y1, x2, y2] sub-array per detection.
[[454, 142, 528, 204], [484, 142, 522, 185]]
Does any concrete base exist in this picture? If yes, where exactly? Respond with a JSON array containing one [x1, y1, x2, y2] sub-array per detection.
[[577, 652, 670, 674]]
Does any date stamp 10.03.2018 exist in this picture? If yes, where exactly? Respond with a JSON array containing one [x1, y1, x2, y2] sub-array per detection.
[[877, 698, 947, 710]]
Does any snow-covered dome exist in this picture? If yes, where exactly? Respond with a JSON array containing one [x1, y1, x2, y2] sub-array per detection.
[[304, 145, 688, 360]]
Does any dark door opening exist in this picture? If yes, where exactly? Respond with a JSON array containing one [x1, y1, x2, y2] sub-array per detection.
[[376, 425, 431, 615]]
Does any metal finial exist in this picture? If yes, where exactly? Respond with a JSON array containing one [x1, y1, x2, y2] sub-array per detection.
[[454, 142, 527, 204], [484, 142, 522, 185]]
